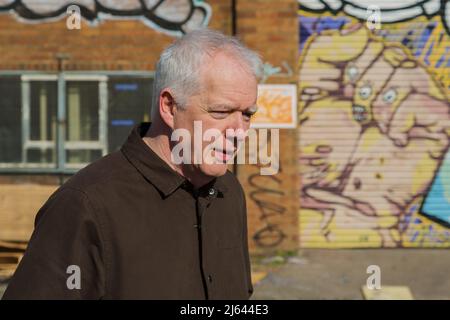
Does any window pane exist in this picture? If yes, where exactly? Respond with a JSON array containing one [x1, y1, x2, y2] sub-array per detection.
[[26, 148, 55, 165], [28, 81, 57, 165], [66, 149, 102, 165], [66, 81, 99, 142], [65, 81, 102, 166], [0, 77, 21, 163], [108, 77, 153, 153], [30, 81, 57, 141]]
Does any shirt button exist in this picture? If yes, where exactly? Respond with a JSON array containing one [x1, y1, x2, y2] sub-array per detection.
[[208, 188, 216, 196], [208, 275, 213, 283]]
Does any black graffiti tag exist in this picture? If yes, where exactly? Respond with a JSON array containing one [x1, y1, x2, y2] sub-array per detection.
[[248, 168, 287, 248], [0, 0, 210, 34]]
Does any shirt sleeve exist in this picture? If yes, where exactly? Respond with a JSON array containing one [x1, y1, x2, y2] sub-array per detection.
[[2, 187, 106, 300]]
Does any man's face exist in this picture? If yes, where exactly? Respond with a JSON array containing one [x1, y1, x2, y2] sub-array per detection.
[[173, 51, 258, 178]]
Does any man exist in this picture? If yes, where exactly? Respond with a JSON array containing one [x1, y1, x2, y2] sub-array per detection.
[[3, 29, 262, 299]]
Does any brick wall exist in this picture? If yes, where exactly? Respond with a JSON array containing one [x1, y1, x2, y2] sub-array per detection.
[[0, 0, 300, 254], [0, 0, 231, 71], [235, 0, 299, 254]]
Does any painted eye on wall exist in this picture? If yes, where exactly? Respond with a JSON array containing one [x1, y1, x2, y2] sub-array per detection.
[[359, 85, 372, 100], [382, 89, 397, 104], [346, 65, 359, 81]]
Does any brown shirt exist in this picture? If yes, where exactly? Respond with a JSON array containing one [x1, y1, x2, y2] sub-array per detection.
[[3, 123, 253, 300]]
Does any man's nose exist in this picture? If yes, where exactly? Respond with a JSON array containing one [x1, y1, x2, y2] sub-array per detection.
[[230, 111, 247, 131], [225, 112, 248, 145]]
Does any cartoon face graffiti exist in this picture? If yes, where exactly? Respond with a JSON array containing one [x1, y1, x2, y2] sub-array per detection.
[[298, 21, 450, 247], [371, 60, 449, 142], [299, 97, 361, 188], [298, 24, 369, 108], [350, 45, 409, 125], [342, 39, 383, 90], [0, 0, 211, 34]]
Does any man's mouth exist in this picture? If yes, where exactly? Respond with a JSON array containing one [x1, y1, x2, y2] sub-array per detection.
[[352, 104, 368, 122], [213, 147, 236, 162]]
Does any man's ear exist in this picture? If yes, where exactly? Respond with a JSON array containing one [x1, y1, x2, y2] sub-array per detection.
[[159, 89, 177, 129]]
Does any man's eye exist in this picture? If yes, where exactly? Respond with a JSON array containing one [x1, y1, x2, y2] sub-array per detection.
[[243, 111, 255, 120], [210, 111, 229, 118]]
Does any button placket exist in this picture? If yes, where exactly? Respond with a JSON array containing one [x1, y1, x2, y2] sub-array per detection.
[[196, 194, 213, 299]]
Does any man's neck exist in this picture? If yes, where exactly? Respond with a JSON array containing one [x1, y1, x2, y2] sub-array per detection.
[[142, 123, 214, 189]]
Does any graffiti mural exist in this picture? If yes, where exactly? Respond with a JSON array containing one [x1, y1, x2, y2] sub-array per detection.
[[298, 1, 450, 247], [299, 0, 450, 34], [0, 0, 211, 35]]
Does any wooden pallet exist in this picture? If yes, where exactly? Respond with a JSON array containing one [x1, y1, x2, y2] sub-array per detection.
[[0, 240, 26, 279], [0, 252, 23, 279], [0, 240, 27, 252]]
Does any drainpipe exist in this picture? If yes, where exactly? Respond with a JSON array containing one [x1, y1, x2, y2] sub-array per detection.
[[231, 0, 237, 36]]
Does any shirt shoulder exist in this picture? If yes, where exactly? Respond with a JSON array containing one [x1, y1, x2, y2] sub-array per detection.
[[63, 150, 136, 193]]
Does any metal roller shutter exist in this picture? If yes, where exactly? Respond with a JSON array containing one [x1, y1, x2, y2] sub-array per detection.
[[297, 0, 450, 248]]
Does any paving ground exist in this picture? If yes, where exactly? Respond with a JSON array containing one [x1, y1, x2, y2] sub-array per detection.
[[251, 249, 450, 300], [1, 249, 449, 299]]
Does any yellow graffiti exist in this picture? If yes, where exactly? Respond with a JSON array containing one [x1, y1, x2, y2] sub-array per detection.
[[298, 14, 450, 248], [414, 18, 449, 90], [256, 89, 294, 124]]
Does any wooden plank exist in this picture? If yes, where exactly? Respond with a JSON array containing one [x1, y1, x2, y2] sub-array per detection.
[[0, 183, 57, 241], [0, 252, 23, 278], [0, 240, 27, 251]]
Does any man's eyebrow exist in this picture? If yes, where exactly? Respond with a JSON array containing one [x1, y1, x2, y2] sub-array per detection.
[[208, 104, 236, 111], [208, 104, 258, 113]]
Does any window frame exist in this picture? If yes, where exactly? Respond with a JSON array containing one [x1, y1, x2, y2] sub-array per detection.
[[0, 71, 154, 174]]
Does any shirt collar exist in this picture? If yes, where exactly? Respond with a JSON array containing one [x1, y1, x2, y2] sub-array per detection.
[[121, 122, 227, 198]]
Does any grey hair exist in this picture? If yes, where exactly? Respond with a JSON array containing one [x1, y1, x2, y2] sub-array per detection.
[[151, 28, 263, 119]]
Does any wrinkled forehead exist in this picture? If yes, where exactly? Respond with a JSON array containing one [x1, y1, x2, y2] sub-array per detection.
[[199, 50, 256, 84]]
